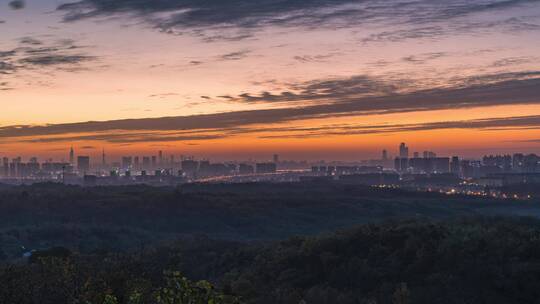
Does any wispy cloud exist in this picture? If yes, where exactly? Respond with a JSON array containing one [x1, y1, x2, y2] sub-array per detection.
[[218, 49, 251, 61], [360, 15, 540, 44], [0, 82, 13, 91], [258, 115, 540, 139], [4, 113, 540, 144], [0, 61, 17, 75], [17, 132, 226, 144], [513, 139, 540, 143], [293, 52, 340, 63], [224, 71, 540, 106], [228, 74, 401, 104], [148, 92, 180, 99], [57, 0, 540, 41], [491, 56, 536, 67], [402, 52, 448, 65], [19, 54, 95, 67], [0, 37, 98, 89], [8, 0, 25, 10]]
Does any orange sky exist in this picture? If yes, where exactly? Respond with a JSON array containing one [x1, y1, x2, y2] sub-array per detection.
[[1, 0, 540, 161]]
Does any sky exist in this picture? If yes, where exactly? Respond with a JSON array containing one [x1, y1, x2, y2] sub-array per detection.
[[1, 0, 540, 161]]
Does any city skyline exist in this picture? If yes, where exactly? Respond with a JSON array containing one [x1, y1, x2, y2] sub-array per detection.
[[1, 0, 540, 158], [2, 141, 538, 166], [2, 141, 539, 191], [3, 143, 539, 164]]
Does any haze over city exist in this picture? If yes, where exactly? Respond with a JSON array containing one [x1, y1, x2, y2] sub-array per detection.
[[1, 0, 540, 160]]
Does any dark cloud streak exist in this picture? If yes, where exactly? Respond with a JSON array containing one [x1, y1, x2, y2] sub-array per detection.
[[259, 115, 540, 139], [57, 0, 540, 41], [0, 37, 98, 90], [1, 71, 540, 142], [8, 0, 25, 10], [19, 54, 95, 66]]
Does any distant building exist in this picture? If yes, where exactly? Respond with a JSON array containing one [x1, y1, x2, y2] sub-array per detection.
[[198, 160, 211, 176], [121, 156, 133, 169], [396, 157, 449, 174], [2, 157, 8, 177], [102, 149, 107, 168], [423, 151, 437, 158], [432, 157, 450, 173], [451, 156, 460, 175], [69, 147, 74, 165], [256, 162, 277, 174], [399, 143, 409, 159], [142, 157, 151, 170], [77, 156, 90, 174], [42, 162, 71, 174], [394, 157, 401, 172], [513, 153, 524, 171], [239, 163, 255, 175], [181, 160, 199, 176]]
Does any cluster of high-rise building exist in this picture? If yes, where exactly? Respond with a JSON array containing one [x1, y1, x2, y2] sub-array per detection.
[[0, 148, 279, 184], [391, 143, 540, 178], [1, 144, 539, 188], [1, 156, 70, 180]]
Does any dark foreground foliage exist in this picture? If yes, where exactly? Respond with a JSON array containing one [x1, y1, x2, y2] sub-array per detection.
[[2, 182, 540, 259], [3, 218, 540, 304]]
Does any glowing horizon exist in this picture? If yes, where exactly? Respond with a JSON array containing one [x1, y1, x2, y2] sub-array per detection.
[[1, 0, 540, 160]]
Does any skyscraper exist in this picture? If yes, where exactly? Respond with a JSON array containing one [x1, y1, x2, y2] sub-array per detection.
[[142, 157, 151, 170], [382, 150, 388, 161], [121, 156, 133, 169], [399, 143, 409, 159], [2, 157, 8, 177], [451, 156, 460, 175], [69, 146, 74, 165], [77, 156, 90, 174], [134, 156, 140, 170], [102, 149, 107, 168]]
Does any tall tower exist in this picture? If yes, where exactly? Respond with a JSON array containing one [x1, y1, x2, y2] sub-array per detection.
[[69, 146, 74, 165], [382, 149, 388, 161], [399, 143, 409, 159], [102, 148, 106, 168]]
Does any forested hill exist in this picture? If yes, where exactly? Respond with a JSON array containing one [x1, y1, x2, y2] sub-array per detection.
[[223, 217, 540, 304], [3, 183, 540, 303], [3, 218, 540, 304], [0, 183, 540, 259], [1, 182, 540, 259]]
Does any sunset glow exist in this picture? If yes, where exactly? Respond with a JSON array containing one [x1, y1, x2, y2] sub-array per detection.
[[1, 0, 540, 160]]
